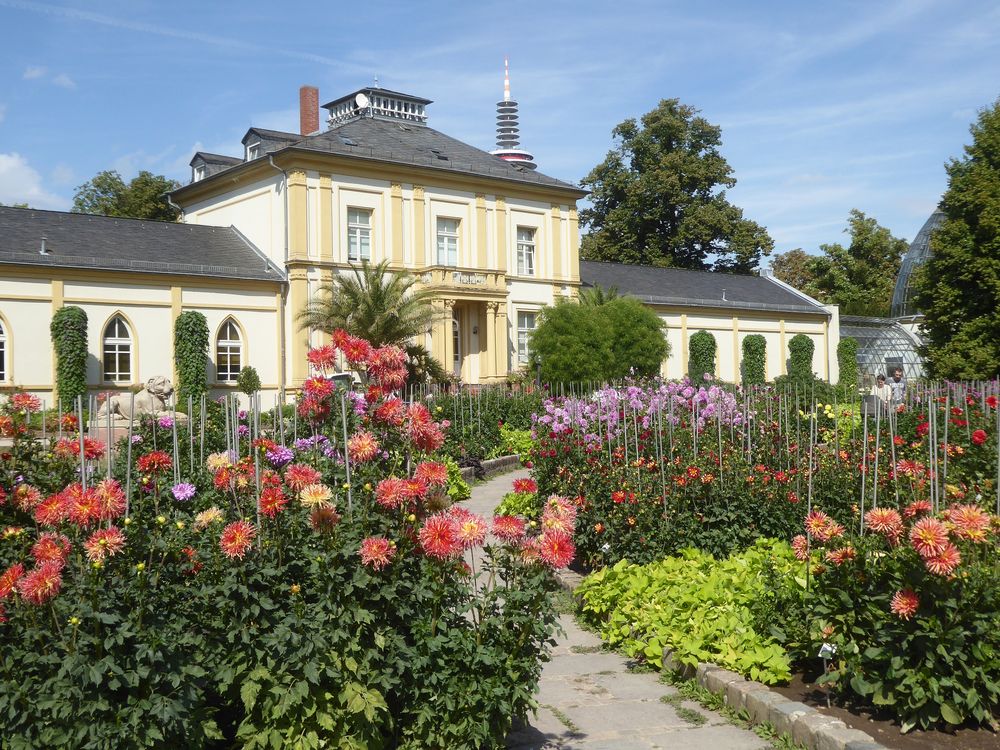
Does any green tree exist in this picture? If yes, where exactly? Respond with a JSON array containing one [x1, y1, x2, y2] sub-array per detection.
[[72, 170, 181, 221], [0, 201, 29, 208], [237, 366, 262, 398], [602, 297, 669, 379], [528, 301, 612, 385], [741, 334, 766, 385], [807, 210, 909, 316], [913, 100, 1000, 379], [770, 248, 817, 291], [580, 99, 773, 273], [173, 311, 209, 404], [50, 306, 88, 408], [298, 260, 446, 383], [688, 330, 717, 381]]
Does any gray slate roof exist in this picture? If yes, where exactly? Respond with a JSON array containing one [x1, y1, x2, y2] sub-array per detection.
[[580, 260, 828, 315], [0, 207, 284, 282], [173, 116, 584, 199]]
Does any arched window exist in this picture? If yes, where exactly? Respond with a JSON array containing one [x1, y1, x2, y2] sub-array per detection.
[[102, 315, 132, 383], [0, 320, 7, 382], [216, 319, 242, 382]]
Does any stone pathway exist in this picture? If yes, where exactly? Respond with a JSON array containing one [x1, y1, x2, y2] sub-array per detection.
[[466, 469, 769, 750]]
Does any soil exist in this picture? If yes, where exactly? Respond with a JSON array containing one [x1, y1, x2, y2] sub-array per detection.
[[773, 668, 1000, 750]]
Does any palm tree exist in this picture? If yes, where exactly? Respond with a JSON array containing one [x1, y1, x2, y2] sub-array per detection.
[[298, 260, 446, 383], [578, 283, 621, 306]]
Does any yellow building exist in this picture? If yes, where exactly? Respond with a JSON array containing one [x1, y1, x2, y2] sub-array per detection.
[[171, 85, 587, 388]]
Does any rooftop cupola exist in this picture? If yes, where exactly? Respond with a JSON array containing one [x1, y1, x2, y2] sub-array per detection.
[[322, 87, 432, 128]]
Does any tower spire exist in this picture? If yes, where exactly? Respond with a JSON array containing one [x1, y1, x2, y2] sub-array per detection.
[[490, 58, 536, 170]]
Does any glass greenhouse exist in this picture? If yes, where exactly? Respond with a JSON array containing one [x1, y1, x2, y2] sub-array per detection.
[[840, 315, 925, 386], [890, 209, 944, 319]]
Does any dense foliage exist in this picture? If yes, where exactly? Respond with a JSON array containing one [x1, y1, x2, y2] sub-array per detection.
[[579, 99, 773, 273], [0, 333, 569, 748], [72, 170, 181, 222], [428, 386, 541, 462], [174, 311, 210, 404], [237, 366, 261, 397], [687, 330, 716, 382], [837, 337, 859, 391], [529, 298, 668, 385], [786, 334, 814, 382], [741, 334, 766, 386], [770, 210, 909, 316], [50, 305, 88, 408], [578, 540, 798, 684], [913, 99, 1000, 379]]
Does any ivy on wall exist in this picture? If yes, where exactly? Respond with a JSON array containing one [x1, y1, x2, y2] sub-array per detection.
[[741, 334, 766, 385], [173, 311, 209, 403], [688, 330, 717, 382], [837, 337, 859, 391], [50, 306, 88, 408], [787, 334, 815, 382]]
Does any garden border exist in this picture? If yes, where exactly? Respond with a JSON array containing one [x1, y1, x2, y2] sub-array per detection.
[[459, 454, 522, 483], [553, 568, 889, 750]]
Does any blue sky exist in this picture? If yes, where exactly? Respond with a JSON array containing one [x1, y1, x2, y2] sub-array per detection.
[[1, 0, 998, 260]]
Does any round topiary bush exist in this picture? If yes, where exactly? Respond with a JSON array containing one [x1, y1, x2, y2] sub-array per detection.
[[688, 330, 717, 382], [741, 334, 766, 386], [50, 305, 88, 409], [787, 334, 815, 382], [236, 366, 261, 397]]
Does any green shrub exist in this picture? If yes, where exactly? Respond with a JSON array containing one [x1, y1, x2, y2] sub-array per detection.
[[50, 305, 88, 408], [529, 300, 612, 385], [174, 311, 209, 403], [837, 337, 859, 393], [688, 330, 716, 382], [741, 334, 766, 385], [787, 334, 814, 382], [493, 424, 533, 460], [602, 297, 669, 380], [577, 540, 798, 684], [495, 491, 540, 519], [443, 456, 471, 502], [236, 366, 261, 397]]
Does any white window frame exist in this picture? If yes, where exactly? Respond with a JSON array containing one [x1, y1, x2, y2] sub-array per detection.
[[436, 217, 459, 266], [347, 208, 372, 262], [0, 320, 6, 382], [517, 311, 537, 366], [216, 320, 243, 383], [193, 165, 206, 182], [516, 226, 536, 276], [102, 316, 132, 384], [246, 141, 261, 160]]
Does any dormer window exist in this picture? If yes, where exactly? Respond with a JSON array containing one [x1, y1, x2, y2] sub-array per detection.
[[246, 141, 262, 160], [193, 164, 206, 182]]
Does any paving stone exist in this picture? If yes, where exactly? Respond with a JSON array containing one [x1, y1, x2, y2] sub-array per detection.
[[767, 699, 816, 735], [702, 667, 744, 694], [744, 686, 788, 724], [643, 724, 771, 749], [791, 712, 849, 747], [844, 741, 888, 750], [725, 677, 771, 711], [815, 725, 883, 750]]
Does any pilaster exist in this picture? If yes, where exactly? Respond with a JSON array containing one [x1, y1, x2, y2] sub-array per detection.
[[494, 196, 507, 273], [476, 194, 488, 269], [287, 170, 308, 262], [319, 174, 333, 261], [494, 304, 508, 378], [550, 204, 563, 280], [391, 182, 404, 266], [413, 186, 426, 266], [289, 268, 310, 386]]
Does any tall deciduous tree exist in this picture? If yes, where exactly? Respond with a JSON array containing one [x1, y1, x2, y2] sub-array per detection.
[[913, 100, 1000, 379], [769, 248, 816, 291], [580, 99, 773, 273], [72, 170, 181, 221]]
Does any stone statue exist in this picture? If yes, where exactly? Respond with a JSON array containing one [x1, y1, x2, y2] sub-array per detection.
[[96, 376, 186, 422]]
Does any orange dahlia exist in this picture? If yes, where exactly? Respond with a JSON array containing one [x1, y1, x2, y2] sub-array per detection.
[[347, 430, 380, 462], [414, 461, 449, 487], [825, 546, 856, 565], [865, 507, 903, 536], [924, 542, 961, 576], [33, 493, 67, 526], [259, 486, 288, 518], [449, 507, 487, 549], [16, 561, 63, 605], [0, 563, 25, 599], [358, 536, 395, 571], [903, 499, 932, 518], [31, 533, 71, 567], [83, 526, 126, 563], [890, 589, 919, 620], [284, 463, 322, 492], [492, 515, 527, 543], [94, 478, 126, 520], [910, 517, 949, 557], [512, 478, 538, 495], [418, 513, 461, 559], [219, 520, 256, 559], [791, 534, 809, 561], [537, 531, 575, 569], [137, 450, 172, 474], [944, 504, 991, 542], [63, 483, 101, 527], [375, 478, 409, 510], [309, 506, 341, 534]]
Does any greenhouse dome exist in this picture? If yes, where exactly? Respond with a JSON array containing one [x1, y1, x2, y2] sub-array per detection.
[[840, 315, 925, 385], [890, 209, 944, 319]]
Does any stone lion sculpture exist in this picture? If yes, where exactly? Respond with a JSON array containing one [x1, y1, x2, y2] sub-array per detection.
[[97, 376, 183, 422]]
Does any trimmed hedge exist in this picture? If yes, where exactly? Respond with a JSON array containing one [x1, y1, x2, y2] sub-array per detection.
[[688, 330, 716, 382], [174, 311, 209, 403], [50, 306, 88, 408], [741, 334, 766, 385]]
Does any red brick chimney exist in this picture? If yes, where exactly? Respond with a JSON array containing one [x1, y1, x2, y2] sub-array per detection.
[[299, 85, 319, 135]]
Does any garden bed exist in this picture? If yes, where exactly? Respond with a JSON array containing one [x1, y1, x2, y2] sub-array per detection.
[[773, 671, 1000, 750]]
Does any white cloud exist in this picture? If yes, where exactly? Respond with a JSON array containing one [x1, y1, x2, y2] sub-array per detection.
[[52, 73, 76, 89], [0, 153, 71, 209], [22, 65, 46, 80], [50, 162, 76, 186]]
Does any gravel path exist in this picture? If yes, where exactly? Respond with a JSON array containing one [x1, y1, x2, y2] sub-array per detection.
[[466, 469, 770, 750]]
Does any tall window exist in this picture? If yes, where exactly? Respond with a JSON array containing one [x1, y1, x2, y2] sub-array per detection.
[[0, 320, 6, 381], [517, 311, 536, 365], [216, 320, 242, 382], [347, 208, 372, 261], [103, 316, 132, 383], [516, 227, 536, 276], [436, 218, 459, 266]]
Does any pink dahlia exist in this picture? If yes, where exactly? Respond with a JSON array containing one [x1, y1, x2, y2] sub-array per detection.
[[418, 513, 461, 559], [375, 478, 409, 510], [83, 526, 126, 563], [450, 508, 487, 549], [903, 499, 932, 519], [284, 463, 322, 492], [347, 430, 380, 462], [910, 516, 949, 558], [359, 536, 395, 571], [94, 478, 126, 520], [414, 461, 449, 487], [865, 507, 903, 537], [924, 542, 962, 576], [791, 534, 809, 561], [945, 504, 992, 542], [537, 531, 575, 569], [890, 589, 920, 620], [492, 515, 527, 543]]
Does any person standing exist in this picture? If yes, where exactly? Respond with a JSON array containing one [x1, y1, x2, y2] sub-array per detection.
[[889, 367, 906, 404], [871, 374, 892, 405]]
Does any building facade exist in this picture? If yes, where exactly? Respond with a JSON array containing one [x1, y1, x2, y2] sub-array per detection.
[[171, 85, 586, 390]]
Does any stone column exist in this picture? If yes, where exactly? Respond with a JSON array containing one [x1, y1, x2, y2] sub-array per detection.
[[484, 302, 498, 381], [288, 268, 310, 387], [494, 304, 508, 379], [442, 299, 455, 377]]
